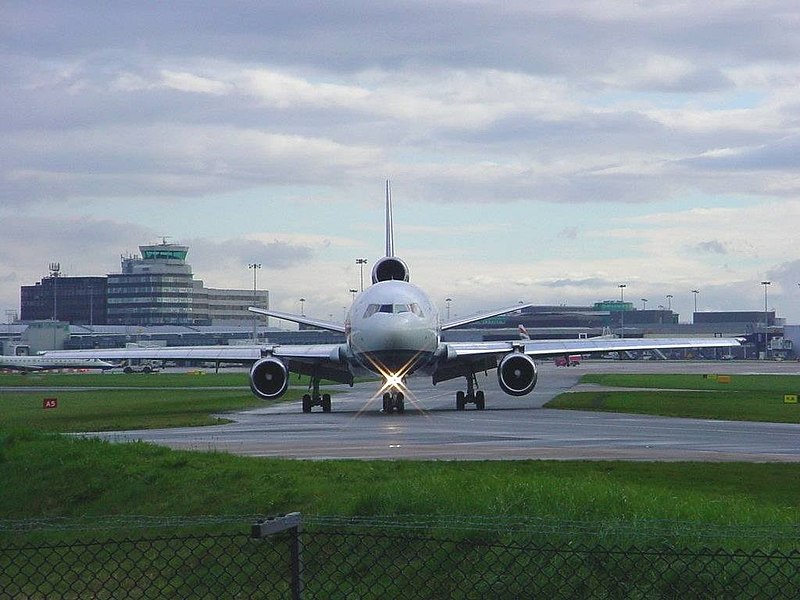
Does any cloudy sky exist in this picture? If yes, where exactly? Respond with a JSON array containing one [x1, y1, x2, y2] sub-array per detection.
[[3, 1, 800, 325]]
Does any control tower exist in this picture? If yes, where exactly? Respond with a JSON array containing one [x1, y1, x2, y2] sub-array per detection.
[[121, 240, 192, 276], [108, 240, 194, 325]]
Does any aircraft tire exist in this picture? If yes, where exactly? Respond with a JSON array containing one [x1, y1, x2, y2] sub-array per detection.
[[322, 393, 332, 413], [456, 391, 465, 410], [396, 393, 405, 414], [475, 390, 485, 410], [302, 394, 312, 413]]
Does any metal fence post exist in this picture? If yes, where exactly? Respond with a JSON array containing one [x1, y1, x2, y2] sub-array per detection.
[[251, 512, 303, 600]]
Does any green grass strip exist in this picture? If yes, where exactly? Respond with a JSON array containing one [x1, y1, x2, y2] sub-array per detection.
[[1, 431, 799, 543], [546, 374, 800, 423]]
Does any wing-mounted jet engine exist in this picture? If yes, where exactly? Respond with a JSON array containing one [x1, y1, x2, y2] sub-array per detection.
[[249, 357, 289, 400], [497, 352, 538, 396]]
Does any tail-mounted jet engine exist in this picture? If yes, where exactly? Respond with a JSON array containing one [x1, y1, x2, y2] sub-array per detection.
[[249, 357, 289, 400], [497, 352, 538, 396], [371, 256, 410, 283]]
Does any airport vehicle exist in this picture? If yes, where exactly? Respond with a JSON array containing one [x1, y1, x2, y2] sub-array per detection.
[[43, 182, 739, 413], [120, 360, 161, 374], [0, 355, 115, 372], [554, 355, 581, 367]]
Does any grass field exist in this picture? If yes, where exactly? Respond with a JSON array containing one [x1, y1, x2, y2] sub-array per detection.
[[0, 370, 257, 388], [2, 430, 799, 541], [545, 373, 800, 423], [1, 371, 799, 550]]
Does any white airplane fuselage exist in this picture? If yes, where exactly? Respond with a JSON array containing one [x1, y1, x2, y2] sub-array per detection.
[[345, 280, 440, 378]]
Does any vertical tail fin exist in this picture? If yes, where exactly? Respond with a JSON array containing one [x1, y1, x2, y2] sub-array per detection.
[[371, 179, 410, 283], [385, 179, 394, 257]]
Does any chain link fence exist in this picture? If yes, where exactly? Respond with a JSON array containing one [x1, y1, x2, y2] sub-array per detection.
[[2, 514, 799, 599]]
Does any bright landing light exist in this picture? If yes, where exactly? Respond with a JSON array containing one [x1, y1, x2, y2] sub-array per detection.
[[352, 351, 429, 416]]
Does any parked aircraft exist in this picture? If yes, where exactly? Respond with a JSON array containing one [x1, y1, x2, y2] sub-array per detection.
[[43, 182, 739, 412], [0, 355, 115, 372]]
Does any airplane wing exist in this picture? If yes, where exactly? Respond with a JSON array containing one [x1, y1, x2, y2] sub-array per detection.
[[432, 336, 741, 386], [447, 336, 741, 358], [41, 342, 354, 385], [43, 346, 265, 362], [441, 303, 534, 331], [248, 306, 346, 333]]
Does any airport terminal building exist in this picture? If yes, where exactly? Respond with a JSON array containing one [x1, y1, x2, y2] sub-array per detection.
[[20, 241, 268, 327], [13, 245, 793, 357]]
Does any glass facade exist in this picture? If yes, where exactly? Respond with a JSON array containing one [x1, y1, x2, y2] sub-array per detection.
[[20, 277, 108, 325]]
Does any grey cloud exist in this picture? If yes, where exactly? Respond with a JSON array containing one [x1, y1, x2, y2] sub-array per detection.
[[694, 240, 728, 255], [3, 1, 800, 211], [558, 227, 579, 240], [542, 277, 612, 289], [0, 216, 155, 317], [7, 2, 799, 77], [682, 136, 800, 172], [186, 237, 315, 273], [768, 260, 800, 288]]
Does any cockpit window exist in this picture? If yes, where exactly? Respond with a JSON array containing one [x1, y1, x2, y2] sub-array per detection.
[[363, 303, 425, 318]]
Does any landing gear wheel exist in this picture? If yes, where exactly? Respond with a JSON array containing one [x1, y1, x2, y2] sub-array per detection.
[[383, 391, 405, 414], [456, 391, 466, 411], [322, 393, 332, 413], [475, 390, 485, 410], [302, 394, 312, 413]]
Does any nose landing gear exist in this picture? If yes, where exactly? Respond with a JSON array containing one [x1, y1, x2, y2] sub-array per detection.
[[382, 391, 405, 414]]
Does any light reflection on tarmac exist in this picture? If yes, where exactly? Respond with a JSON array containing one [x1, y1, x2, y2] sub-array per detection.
[[91, 361, 800, 462]]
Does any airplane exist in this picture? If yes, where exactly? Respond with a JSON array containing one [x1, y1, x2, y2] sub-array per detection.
[[42, 181, 740, 413], [0, 354, 115, 372]]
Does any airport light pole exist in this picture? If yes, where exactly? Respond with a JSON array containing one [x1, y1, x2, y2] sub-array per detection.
[[49, 262, 60, 321], [666, 294, 673, 311], [356, 258, 368, 292], [691, 289, 699, 322], [445, 297, 452, 321], [618, 284, 626, 339], [761, 280, 771, 360], [248, 263, 261, 342], [299, 298, 306, 316], [641, 298, 647, 310], [349, 288, 358, 301]]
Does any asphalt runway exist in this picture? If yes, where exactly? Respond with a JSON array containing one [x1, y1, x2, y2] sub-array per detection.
[[89, 360, 800, 462]]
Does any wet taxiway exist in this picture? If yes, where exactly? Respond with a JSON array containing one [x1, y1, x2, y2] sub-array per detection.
[[86, 360, 800, 462]]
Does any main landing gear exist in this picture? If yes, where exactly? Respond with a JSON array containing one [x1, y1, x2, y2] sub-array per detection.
[[302, 377, 331, 413], [382, 391, 405, 414], [455, 373, 485, 411]]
